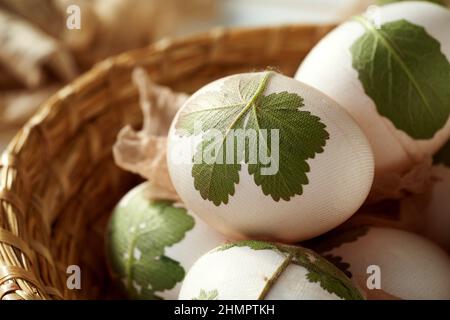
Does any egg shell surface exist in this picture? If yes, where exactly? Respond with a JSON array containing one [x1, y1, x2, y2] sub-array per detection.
[[322, 227, 450, 299], [167, 71, 374, 242]]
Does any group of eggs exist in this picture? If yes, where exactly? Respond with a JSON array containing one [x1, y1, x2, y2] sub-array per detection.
[[107, 2, 450, 300]]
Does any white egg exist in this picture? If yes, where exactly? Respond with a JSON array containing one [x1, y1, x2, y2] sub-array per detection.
[[166, 71, 374, 242], [106, 182, 227, 300], [178, 241, 364, 300], [296, 2, 450, 201], [321, 227, 450, 299]]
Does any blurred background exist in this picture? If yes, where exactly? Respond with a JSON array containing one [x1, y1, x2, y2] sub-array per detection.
[[0, 0, 446, 152]]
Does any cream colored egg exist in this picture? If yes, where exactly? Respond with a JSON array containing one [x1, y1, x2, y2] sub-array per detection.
[[167, 71, 374, 242], [178, 241, 364, 300], [321, 227, 450, 299], [106, 182, 227, 300], [296, 2, 450, 201]]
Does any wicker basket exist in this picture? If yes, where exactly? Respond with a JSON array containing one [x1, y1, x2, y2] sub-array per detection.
[[0, 24, 335, 300]]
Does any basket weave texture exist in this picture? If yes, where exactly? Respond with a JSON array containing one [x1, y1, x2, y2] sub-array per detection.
[[0, 24, 334, 300]]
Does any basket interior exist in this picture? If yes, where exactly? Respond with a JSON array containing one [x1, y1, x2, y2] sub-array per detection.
[[0, 24, 334, 300]]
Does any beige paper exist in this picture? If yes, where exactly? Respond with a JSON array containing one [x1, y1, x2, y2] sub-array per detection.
[[113, 68, 188, 201], [343, 196, 426, 234], [399, 165, 450, 251], [367, 157, 433, 203]]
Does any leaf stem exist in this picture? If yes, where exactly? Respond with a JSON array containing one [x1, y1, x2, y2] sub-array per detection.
[[226, 71, 272, 133], [257, 253, 292, 300], [197, 72, 273, 201]]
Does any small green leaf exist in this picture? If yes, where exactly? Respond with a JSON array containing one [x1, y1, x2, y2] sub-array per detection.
[[351, 18, 450, 139], [107, 191, 195, 299], [175, 72, 329, 205], [193, 289, 219, 300], [377, 0, 445, 6]]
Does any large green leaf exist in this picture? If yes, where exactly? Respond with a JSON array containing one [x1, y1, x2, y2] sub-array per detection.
[[175, 72, 329, 205], [107, 193, 194, 299], [351, 18, 450, 139]]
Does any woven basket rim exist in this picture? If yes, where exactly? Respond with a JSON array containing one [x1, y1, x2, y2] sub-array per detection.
[[6, 23, 331, 140]]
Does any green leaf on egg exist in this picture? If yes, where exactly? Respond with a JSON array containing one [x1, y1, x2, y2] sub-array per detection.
[[287, 246, 364, 300], [351, 17, 450, 139], [434, 139, 450, 166], [377, 0, 445, 6], [107, 194, 195, 299], [175, 72, 329, 206], [217, 239, 279, 252], [322, 254, 353, 279], [218, 241, 364, 300]]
